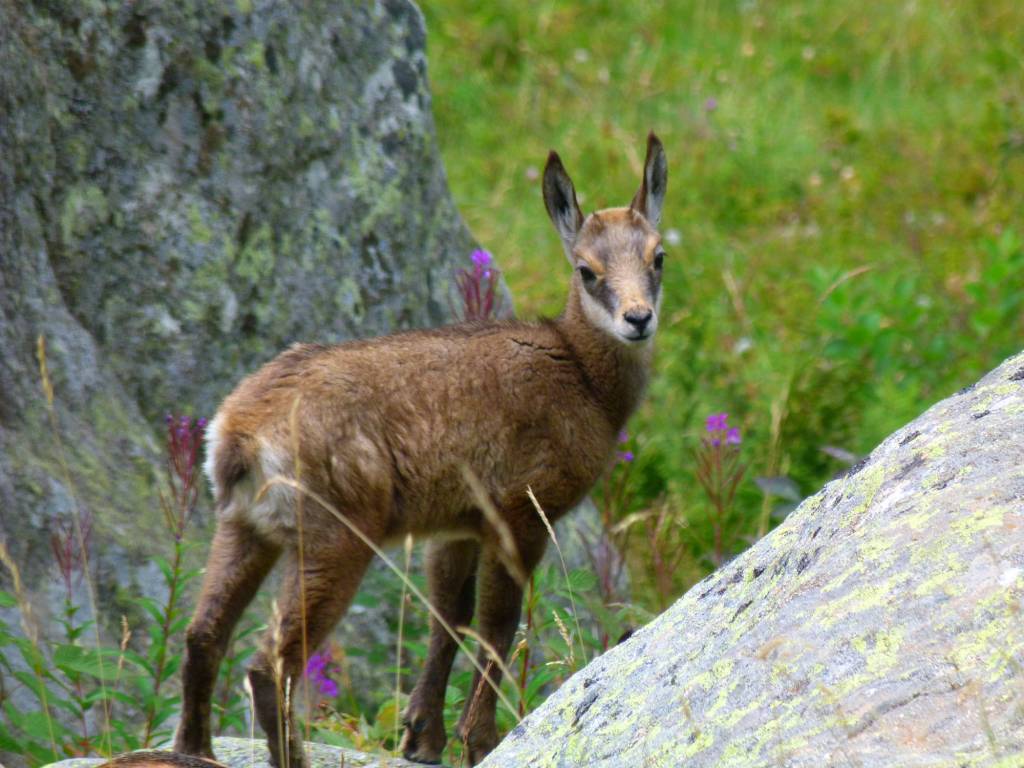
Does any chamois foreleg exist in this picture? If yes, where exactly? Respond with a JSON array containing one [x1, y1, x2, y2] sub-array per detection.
[[458, 532, 547, 765]]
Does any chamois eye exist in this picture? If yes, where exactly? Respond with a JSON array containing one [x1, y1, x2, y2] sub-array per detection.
[[578, 265, 597, 284], [653, 250, 665, 271]]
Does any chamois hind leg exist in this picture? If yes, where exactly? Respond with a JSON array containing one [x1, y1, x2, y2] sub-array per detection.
[[458, 533, 547, 766], [401, 538, 480, 764], [176, 520, 281, 758], [247, 529, 376, 768]]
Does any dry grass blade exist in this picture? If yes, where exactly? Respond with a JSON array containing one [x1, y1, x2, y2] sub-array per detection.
[[243, 674, 257, 765], [456, 625, 521, 701], [461, 465, 527, 585], [268, 600, 290, 767], [611, 509, 655, 536], [816, 264, 875, 304], [395, 533, 414, 750], [525, 486, 588, 666], [113, 616, 132, 687], [287, 394, 312, 745], [551, 610, 575, 669]]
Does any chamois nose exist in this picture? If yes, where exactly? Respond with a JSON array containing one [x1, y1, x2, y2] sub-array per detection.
[[624, 308, 653, 335]]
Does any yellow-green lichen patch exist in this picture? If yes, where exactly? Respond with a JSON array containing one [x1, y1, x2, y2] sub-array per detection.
[[864, 627, 906, 676], [950, 504, 1009, 541], [680, 725, 715, 759], [812, 571, 910, 631], [704, 669, 743, 721], [716, 695, 763, 731], [838, 461, 889, 526], [685, 658, 736, 696], [950, 590, 1024, 684], [912, 552, 966, 598]]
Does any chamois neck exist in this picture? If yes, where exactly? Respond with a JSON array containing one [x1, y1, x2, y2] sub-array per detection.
[[554, 288, 653, 432]]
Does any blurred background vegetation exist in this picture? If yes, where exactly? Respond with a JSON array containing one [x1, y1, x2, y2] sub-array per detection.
[[424, 0, 1024, 604]]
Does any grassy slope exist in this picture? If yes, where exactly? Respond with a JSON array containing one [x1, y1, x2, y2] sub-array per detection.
[[423, 0, 1024, 595]]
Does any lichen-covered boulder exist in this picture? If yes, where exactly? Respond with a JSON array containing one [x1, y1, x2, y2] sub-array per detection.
[[3, 0, 479, 423], [41, 737, 425, 768], [0, 0, 480, 732], [481, 352, 1024, 768]]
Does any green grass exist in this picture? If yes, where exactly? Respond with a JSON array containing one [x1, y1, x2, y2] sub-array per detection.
[[423, 0, 1024, 600]]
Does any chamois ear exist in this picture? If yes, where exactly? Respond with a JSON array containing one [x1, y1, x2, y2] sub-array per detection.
[[543, 150, 584, 263], [630, 132, 668, 227]]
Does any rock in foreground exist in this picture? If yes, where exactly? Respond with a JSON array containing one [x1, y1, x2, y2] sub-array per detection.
[[42, 737, 426, 768], [481, 352, 1024, 767]]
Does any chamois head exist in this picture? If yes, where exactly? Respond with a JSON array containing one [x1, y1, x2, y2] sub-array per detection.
[[543, 132, 668, 344]]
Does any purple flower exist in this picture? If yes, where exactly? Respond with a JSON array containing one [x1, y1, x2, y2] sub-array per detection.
[[617, 450, 634, 464], [617, 429, 629, 444], [705, 413, 741, 449], [704, 97, 718, 112], [305, 650, 339, 697], [471, 249, 493, 269], [705, 413, 728, 432], [455, 249, 503, 321]]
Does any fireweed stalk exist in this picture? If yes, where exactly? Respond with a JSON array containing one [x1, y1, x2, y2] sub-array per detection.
[[454, 249, 503, 321], [50, 509, 95, 754], [141, 415, 206, 746], [695, 413, 745, 566]]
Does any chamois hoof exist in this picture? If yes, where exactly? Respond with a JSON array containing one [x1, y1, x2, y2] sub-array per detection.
[[461, 726, 500, 767], [170, 731, 216, 762], [400, 714, 445, 765], [266, 745, 309, 768]]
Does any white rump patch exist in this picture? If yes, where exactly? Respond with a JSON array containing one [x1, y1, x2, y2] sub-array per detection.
[[203, 413, 226, 500], [212, 430, 297, 542]]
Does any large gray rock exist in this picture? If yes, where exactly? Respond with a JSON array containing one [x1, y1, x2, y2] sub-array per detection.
[[481, 351, 1024, 767], [0, 0, 481, 758], [0, 0, 476, 622]]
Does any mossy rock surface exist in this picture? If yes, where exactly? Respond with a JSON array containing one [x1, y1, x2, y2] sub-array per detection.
[[0, 0, 483, 752], [480, 351, 1024, 768], [41, 736, 427, 768]]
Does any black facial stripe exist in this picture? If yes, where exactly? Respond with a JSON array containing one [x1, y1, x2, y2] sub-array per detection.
[[646, 268, 661, 299], [585, 274, 616, 314]]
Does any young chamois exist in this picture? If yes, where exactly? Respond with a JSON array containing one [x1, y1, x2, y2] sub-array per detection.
[[174, 133, 668, 767]]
